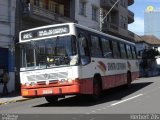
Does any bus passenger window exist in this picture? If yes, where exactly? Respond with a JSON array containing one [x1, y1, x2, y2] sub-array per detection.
[[131, 46, 137, 59], [90, 35, 102, 57], [101, 38, 112, 58], [112, 41, 121, 59], [78, 33, 90, 65], [120, 43, 127, 59], [126, 45, 133, 59]]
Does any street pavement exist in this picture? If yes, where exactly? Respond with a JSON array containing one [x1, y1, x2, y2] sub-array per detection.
[[0, 92, 31, 105], [0, 76, 160, 119]]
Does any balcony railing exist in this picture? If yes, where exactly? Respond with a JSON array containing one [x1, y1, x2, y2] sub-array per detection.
[[100, 0, 119, 9], [102, 22, 119, 33], [102, 22, 135, 40], [128, 0, 134, 6], [128, 10, 134, 23], [128, 10, 134, 17], [22, 4, 76, 23]]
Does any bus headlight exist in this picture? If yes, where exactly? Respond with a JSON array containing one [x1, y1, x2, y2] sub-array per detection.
[[30, 82, 36, 86], [59, 79, 73, 84], [67, 78, 72, 83], [25, 82, 30, 87], [59, 79, 66, 84]]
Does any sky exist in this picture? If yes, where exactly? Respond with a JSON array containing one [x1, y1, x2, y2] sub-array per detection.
[[128, 0, 160, 35]]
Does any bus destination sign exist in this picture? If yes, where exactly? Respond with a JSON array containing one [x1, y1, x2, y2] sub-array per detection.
[[21, 25, 69, 41]]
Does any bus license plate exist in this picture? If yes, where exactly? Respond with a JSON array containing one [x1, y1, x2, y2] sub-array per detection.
[[43, 90, 53, 94]]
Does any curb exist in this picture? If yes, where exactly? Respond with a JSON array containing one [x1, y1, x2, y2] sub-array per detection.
[[0, 98, 32, 106]]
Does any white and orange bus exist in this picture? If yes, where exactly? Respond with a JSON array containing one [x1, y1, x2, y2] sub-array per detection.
[[19, 23, 139, 103]]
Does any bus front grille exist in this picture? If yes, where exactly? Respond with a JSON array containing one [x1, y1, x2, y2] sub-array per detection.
[[27, 72, 68, 81]]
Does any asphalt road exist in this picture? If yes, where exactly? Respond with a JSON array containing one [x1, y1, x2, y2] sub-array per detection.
[[0, 76, 160, 119]]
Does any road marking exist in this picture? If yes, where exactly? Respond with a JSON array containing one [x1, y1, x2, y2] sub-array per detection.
[[111, 94, 143, 106], [91, 111, 96, 113]]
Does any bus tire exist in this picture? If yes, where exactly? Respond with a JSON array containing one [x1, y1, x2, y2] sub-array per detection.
[[126, 72, 132, 88], [45, 96, 58, 104], [92, 76, 102, 101]]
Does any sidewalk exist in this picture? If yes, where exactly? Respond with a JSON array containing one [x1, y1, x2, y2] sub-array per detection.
[[0, 92, 31, 105]]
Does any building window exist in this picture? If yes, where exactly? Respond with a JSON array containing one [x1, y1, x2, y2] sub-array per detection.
[[49, 1, 64, 15], [79, 1, 86, 16], [34, 0, 40, 6], [120, 15, 127, 29], [120, 0, 126, 8], [33, 0, 46, 8], [92, 6, 98, 21]]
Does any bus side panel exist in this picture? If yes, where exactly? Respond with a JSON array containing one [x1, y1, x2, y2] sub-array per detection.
[[115, 73, 127, 87], [102, 75, 115, 90], [21, 83, 81, 98], [131, 71, 139, 81], [102, 73, 127, 90], [79, 78, 93, 94]]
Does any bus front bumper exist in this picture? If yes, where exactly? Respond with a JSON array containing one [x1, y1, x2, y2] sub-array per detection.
[[21, 84, 80, 98]]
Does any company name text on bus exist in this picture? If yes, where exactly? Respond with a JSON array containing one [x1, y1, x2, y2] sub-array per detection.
[[21, 25, 69, 41]]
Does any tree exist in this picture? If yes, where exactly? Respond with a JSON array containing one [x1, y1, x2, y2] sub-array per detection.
[[142, 48, 159, 60], [141, 48, 160, 77]]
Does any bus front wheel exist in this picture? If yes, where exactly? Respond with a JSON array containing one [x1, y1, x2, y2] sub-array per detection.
[[45, 96, 58, 104]]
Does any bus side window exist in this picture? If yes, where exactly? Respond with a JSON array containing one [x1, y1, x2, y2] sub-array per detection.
[[90, 35, 102, 58], [120, 43, 127, 59], [112, 41, 121, 59], [131, 46, 137, 59], [78, 33, 90, 65], [134, 47, 138, 59], [101, 38, 112, 58], [126, 45, 133, 59]]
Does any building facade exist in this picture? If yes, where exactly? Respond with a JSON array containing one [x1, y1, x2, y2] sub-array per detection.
[[100, 0, 135, 41], [75, 0, 100, 30], [144, 7, 160, 39], [0, 0, 16, 94], [17, 0, 134, 38], [17, 0, 100, 31]]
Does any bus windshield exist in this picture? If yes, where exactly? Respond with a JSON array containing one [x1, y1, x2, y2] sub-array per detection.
[[20, 36, 77, 71]]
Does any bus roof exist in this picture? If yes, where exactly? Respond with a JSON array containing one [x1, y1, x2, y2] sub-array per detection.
[[74, 23, 135, 45], [19, 23, 135, 45]]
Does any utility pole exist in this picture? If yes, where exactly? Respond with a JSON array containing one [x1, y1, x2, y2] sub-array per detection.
[[99, 8, 103, 32], [100, 0, 120, 32]]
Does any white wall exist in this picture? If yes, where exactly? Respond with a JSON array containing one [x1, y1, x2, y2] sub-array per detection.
[[75, 0, 100, 30]]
